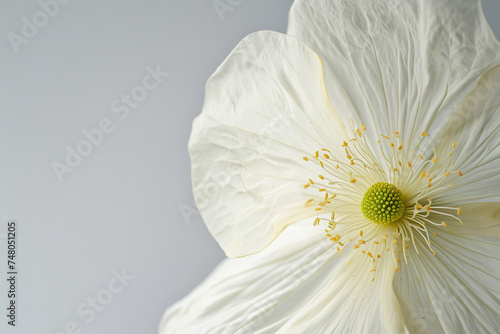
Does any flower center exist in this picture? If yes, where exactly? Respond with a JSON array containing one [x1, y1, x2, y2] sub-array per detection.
[[361, 182, 405, 224], [303, 124, 465, 276]]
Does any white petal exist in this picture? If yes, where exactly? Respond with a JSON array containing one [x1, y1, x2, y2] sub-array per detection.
[[437, 202, 500, 239], [159, 220, 407, 333], [277, 247, 406, 334], [394, 227, 500, 333], [435, 65, 500, 203], [159, 220, 338, 333], [288, 0, 500, 149], [190, 31, 347, 257]]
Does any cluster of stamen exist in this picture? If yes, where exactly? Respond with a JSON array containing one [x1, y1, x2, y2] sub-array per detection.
[[303, 124, 464, 278]]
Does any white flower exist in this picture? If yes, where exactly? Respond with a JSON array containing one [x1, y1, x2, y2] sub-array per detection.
[[161, 0, 500, 333]]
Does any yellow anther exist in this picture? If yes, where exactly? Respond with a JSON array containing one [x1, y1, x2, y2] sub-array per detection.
[[381, 134, 390, 140], [452, 141, 457, 149], [318, 175, 324, 180], [315, 151, 319, 158], [361, 123, 366, 131], [304, 184, 310, 189], [398, 144, 403, 150], [407, 162, 412, 168], [457, 207, 461, 215], [324, 154, 330, 159], [442, 222, 447, 227], [458, 170, 463, 176]]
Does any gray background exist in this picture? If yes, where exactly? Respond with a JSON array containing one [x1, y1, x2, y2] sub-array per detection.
[[0, 1, 498, 333]]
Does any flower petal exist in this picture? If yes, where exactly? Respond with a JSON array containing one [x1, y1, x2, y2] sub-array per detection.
[[159, 220, 338, 333], [277, 247, 406, 333], [190, 31, 347, 257], [288, 0, 500, 149], [435, 65, 500, 203], [159, 220, 407, 333], [437, 202, 500, 239], [394, 227, 500, 333]]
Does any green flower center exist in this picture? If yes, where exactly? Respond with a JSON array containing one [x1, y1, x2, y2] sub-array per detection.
[[361, 182, 405, 224]]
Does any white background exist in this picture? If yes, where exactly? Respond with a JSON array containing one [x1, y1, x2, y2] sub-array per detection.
[[1, 0, 499, 333]]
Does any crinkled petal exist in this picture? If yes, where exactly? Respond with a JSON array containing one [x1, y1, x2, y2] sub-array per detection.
[[159, 220, 407, 334], [288, 0, 500, 150], [394, 227, 500, 333], [189, 31, 347, 257]]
